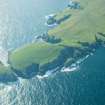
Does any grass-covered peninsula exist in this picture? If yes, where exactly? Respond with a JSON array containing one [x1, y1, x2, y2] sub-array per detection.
[[0, 0, 105, 82]]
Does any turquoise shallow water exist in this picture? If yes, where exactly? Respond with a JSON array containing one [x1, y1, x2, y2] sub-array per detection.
[[0, 0, 105, 105]]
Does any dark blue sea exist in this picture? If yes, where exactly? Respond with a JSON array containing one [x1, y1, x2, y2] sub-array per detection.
[[0, 0, 105, 105]]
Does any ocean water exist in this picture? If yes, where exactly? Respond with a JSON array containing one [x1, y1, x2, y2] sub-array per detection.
[[0, 0, 68, 50], [0, 0, 105, 105], [0, 46, 105, 105]]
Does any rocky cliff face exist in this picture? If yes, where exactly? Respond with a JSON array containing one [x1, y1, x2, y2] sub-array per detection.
[[0, 38, 104, 83], [37, 39, 104, 75]]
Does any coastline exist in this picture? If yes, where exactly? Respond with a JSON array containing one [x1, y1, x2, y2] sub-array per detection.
[[0, 38, 104, 83], [0, 0, 105, 83]]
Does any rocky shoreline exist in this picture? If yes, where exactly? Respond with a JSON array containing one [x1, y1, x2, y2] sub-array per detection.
[[0, 36, 104, 83]]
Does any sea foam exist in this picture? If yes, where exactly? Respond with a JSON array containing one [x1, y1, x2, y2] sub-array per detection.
[[61, 66, 79, 72], [0, 46, 9, 66]]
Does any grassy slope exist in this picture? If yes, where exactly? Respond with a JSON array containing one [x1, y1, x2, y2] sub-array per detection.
[[48, 0, 105, 46], [9, 0, 105, 71], [54, 8, 76, 22], [10, 42, 63, 70]]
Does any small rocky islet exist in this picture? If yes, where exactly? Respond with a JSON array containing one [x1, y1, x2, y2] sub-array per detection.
[[0, 0, 105, 82]]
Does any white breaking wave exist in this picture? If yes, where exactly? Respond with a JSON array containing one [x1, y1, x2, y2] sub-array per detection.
[[61, 54, 91, 73], [45, 14, 58, 28], [61, 66, 79, 72], [37, 54, 92, 79], [76, 54, 90, 64], [36, 70, 54, 79], [0, 46, 9, 66], [0, 86, 12, 95], [45, 14, 55, 20], [36, 67, 59, 79], [45, 22, 58, 27]]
